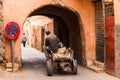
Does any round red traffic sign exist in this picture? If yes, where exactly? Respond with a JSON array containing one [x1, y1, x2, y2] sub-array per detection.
[[4, 21, 20, 40]]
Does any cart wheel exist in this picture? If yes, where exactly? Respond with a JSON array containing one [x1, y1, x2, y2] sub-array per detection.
[[72, 59, 77, 75], [47, 59, 53, 76]]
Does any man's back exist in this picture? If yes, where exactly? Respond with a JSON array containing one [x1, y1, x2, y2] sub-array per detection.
[[45, 34, 60, 52]]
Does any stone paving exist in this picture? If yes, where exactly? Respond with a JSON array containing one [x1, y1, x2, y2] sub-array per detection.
[[0, 45, 120, 80]]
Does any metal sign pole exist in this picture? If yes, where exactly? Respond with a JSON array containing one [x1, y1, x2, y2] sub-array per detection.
[[4, 21, 20, 72], [11, 40, 15, 72]]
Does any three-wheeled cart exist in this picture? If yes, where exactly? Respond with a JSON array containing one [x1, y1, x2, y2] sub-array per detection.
[[43, 47, 77, 76]]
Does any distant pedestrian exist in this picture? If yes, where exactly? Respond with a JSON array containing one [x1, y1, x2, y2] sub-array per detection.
[[22, 33, 27, 47]]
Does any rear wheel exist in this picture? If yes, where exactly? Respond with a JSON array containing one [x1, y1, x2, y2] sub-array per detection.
[[72, 59, 77, 75], [47, 59, 53, 76]]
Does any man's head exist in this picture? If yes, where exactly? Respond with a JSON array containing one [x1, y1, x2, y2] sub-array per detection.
[[45, 30, 51, 35]]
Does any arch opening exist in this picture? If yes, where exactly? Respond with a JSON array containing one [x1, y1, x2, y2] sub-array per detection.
[[25, 5, 84, 65]]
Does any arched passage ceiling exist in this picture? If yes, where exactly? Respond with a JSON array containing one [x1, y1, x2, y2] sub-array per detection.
[[28, 5, 79, 33]]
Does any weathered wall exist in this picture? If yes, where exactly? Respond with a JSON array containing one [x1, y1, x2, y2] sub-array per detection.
[[22, 16, 53, 51], [31, 22, 53, 51], [114, 0, 120, 77], [3, 0, 96, 64], [0, 0, 5, 61]]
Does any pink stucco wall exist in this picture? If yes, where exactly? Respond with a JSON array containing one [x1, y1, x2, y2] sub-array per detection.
[[114, 0, 120, 77], [3, 0, 96, 63], [114, 0, 120, 25]]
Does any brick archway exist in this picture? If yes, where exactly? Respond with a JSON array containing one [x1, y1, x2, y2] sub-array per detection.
[[26, 4, 86, 66]]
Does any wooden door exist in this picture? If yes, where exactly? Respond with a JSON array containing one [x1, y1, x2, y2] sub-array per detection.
[[105, 4, 115, 75], [105, 16, 115, 75]]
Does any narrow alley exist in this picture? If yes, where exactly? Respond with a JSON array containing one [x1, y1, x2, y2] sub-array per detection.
[[0, 45, 119, 80]]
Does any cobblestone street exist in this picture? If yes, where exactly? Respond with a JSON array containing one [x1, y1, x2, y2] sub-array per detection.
[[0, 45, 119, 80]]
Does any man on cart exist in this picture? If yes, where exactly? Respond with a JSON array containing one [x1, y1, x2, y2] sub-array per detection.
[[43, 30, 77, 76], [44, 30, 61, 58]]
